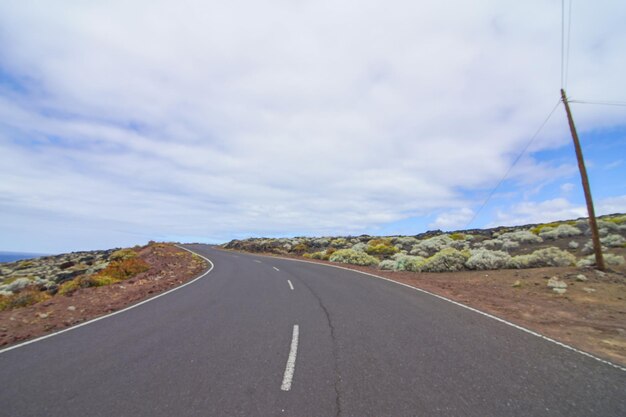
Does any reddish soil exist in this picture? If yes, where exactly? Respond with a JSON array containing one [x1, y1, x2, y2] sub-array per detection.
[[0, 244, 207, 348], [235, 250, 626, 367]]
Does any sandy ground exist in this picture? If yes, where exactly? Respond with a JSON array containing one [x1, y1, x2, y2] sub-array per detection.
[[0, 244, 207, 348]]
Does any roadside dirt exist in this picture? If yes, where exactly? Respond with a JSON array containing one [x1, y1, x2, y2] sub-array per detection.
[[237, 250, 626, 367], [0, 244, 207, 348]]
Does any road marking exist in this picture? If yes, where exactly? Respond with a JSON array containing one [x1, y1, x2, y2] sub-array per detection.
[[287, 280, 294, 290], [0, 246, 215, 355], [254, 260, 262, 263], [281, 324, 299, 391], [238, 251, 626, 373], [273, 266, 280, 271]]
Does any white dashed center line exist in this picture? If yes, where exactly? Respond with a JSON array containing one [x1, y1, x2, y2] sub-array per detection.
[[273, 266, 280, 271], [287, 280, 294, 291], [254, 260, 262, 263], [281, 324, 299, 391]]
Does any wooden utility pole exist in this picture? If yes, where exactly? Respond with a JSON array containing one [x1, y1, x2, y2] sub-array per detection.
[[561, 88, 605, 271]]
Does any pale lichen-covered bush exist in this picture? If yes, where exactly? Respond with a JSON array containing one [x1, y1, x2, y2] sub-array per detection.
[[501, 240, 520, 251], [392, 254, 425, 272], [410, 235, 454, 257], [538, 224, 582, 240], [378, 259, 397, 270], [568, 241, 579, 249], [577, 253, 625, 267], [465, 249, 511, 270], [508, 247, 576, 268], [392, 236, 418, 248], [581, 240, 608, 255], [420, 248, 469, 272], [500, 230, 543, 244], [329, 249, 379, 266], [351, 242, 367, 252], [601, 234, 626, 248], [477, 230, 541, 252]]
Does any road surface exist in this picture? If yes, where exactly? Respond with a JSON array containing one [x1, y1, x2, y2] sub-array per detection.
[[0, 244, 624, 416]]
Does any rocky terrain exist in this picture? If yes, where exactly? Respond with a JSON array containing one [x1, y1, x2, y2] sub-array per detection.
[[0, 242, 207, 347], [223, 214, 626, 274]]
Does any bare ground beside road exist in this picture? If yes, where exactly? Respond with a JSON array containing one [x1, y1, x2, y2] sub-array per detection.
[[0, 244, 207, 348], [233, 250, 626, 367]]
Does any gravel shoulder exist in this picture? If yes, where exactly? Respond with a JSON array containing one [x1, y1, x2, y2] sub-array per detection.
[[0, 243, 207, 348]]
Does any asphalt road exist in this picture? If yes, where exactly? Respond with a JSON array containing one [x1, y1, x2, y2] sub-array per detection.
[[0, 245, 624, 417]]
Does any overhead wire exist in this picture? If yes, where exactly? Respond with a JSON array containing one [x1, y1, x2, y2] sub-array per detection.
[[569, 99, 626, 107], [464, 99, 562, 229]]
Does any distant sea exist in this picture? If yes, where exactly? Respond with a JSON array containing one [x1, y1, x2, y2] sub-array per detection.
[[0, 251, 49, 263]]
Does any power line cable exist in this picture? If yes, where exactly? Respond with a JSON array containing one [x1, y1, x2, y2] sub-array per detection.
[[561, 0, 566, 88], [464, 99, 562, 229], [569, 99, 626, 107], [564, 0, 573, 89]]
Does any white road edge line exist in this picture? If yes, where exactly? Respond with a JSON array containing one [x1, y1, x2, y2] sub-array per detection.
[[238, 251, 626, 373], [281, 324, 299, 391], [287, 280, 294, 291], [0, 246, 215, 355], [273, 266, 280, 271]]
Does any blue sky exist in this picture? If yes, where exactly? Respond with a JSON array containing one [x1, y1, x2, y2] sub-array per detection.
[[1, 0, 625, 254]]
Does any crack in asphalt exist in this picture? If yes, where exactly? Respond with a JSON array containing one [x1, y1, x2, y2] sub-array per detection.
[[299, 280, 343, 417]]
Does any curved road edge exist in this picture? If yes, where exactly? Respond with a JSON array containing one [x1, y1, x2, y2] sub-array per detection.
[[220, 248, 626, 373], [0, 245, 215, 355]]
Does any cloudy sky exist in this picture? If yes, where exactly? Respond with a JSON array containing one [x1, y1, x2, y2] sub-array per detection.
[[1, 0, 625, 254]]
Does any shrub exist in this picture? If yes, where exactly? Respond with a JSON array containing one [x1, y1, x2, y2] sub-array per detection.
[[465, 249, 511, 270], [378, 254, 426, 272], [499, 230, 543, 244], [110, 249, 138, 261], [449, 233, 465, 241], [330, 238, 349, 248], [568, 241, 579, 249], [378, 260, 397, 270], [410, 235, 454, 257], [365, 239, 399, 257], [351, 242, 367, 252], [420, 248, 469, 272], [329, 249, 379, 266], [97, 257, 150, 281], [508, 247, 576, 268], [601, 234, 626, 248], [292, 243, 308, 253], [392, 237, 418, 248], [577, 253, 625, 267], [581, 240, 608, 255], [58, 278, 81, 295], [538, 224, 582, 240], [501, 241, 520, 251], [0, 289, 50, 311]]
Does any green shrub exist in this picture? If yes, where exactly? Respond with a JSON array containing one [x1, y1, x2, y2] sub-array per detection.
[[378, 254, 425, 272], [449, 233, 465, 241], [329, 249, 379, 266], [110, 249, 138, 261], [420, 248, 469, 272], [0, 289, 50, 311], [365, 238, 399, 257]]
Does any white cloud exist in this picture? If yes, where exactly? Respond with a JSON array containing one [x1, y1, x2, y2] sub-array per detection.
[[0, 1, 625, 252], [560, 182, 575, 193], [430, 208, 475, 230], [491, 195, 626, 227]]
